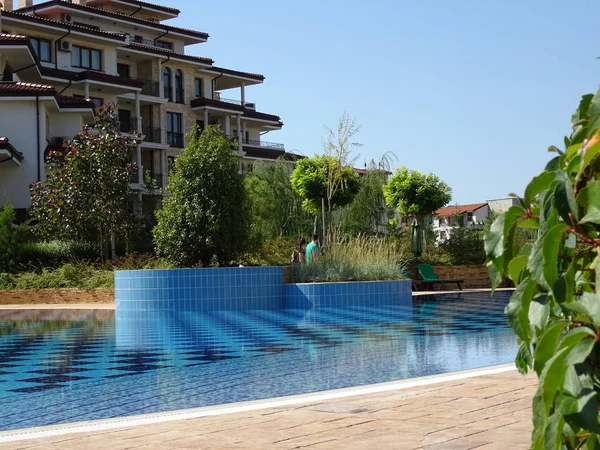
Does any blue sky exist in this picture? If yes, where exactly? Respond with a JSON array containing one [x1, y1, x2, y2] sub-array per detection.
[[166, 1, 596, 203]]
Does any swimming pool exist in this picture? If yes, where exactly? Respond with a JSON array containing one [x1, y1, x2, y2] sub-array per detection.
[[0, 291, 516, 432]]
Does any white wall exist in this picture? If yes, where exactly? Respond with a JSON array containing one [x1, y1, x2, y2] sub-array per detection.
[[0, 101, 42, 209], [47, 111, 84, 142]]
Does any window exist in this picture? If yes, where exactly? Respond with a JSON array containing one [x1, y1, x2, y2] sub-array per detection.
[[30, 37, 51, 62], [155, 40, 173, 50], [175, 69, 184, 103], [163, 67, 172, 101], [167, 112, 183, 147], [72, 45, 102, 71], [194, 78, 203, 98], [117, 63, 130, 78]]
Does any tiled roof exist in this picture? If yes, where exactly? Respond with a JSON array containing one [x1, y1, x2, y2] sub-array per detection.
[[124, 43, 213, 65], [40, 67, 145, 88], [16, 1, 209, 41], [243, 146, 286, 160], [0, 82, 94, 109], [57, 95, 95, 108], [243, 109, 283, 125], [88, 0, 180, 15], [2, 10, 127, 41], [0, 82, 55, 95], [0, 33, 30, 43], [209, 66, 265, 82], [435, 203, 488, 216]]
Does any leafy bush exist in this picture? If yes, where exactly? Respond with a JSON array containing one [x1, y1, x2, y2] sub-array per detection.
[[485, 92, 600, 449], [19, 241, 99, 269], [238, 236, 296, 267], [292, 234, 407, 283], [154, 125, 250, 267], [0, 204, 27, 273], [0, 264, 114, 290], [439, 227, 486, 265]]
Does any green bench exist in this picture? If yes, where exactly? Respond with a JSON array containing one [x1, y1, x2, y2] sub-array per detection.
[[412, 264, 463, 291]]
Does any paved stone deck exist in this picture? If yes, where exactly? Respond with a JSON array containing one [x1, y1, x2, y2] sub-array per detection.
[[4, 370, 536, 450]]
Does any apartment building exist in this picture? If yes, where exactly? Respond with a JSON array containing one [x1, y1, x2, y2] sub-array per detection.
[[0, 0, 288, 212]]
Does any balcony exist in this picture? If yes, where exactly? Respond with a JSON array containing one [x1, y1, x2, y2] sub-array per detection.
[[242, 139, 285, 150], [142, 126, 163, 144], [140, 79, 160, 97], [167, 132, 184, 148], [164, 85, 173, 101], [119, 117, 139, 133]]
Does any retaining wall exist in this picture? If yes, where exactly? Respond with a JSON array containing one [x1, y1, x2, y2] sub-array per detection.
[[432, 265, 491, 289]]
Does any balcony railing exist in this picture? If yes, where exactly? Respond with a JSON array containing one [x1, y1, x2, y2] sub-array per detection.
[[167, 132, 184, 148], [142, 126, 163, 144], [119, 117, 139, 133], [140, 79, 160, 97], [242, 139, 285, 150]]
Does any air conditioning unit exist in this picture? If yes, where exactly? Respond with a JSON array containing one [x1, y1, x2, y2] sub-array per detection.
[[61, 13, 74, 23], [59, 40, 72, 52]]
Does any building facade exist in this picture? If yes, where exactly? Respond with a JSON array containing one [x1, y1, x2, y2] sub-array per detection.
[[0, 0, 288, 211], [432, 203, 490, 243]]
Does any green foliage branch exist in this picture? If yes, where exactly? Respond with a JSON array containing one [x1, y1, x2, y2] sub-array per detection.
[[153, 125, 250, 267], [485, 92, 600, 449]]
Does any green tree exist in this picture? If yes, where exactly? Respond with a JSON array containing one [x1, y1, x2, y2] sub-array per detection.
[[0, 203, 27, 272], [485, 91, 600, 449], [290, 155, 360, 217], [383, 166, 452, 225], [245, 158, 311, 241], [29, 104, 137, 260], [323, 112, 362, 213], [153, 125, 249, 266], [341, 165, 391, 235]]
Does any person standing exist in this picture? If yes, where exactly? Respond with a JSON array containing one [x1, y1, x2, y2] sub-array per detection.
[[291, 236, 306, 264], [305, 234, 320, 264]]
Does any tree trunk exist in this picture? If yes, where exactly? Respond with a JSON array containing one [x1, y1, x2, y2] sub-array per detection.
[[111, 233, 117, 260]]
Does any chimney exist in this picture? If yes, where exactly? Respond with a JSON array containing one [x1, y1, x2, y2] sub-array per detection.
[[18, 0, 32, 9], [0, 0, 14, 11]]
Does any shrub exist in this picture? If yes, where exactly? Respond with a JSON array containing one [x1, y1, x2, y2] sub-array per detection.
[[154, 125, 250, 266], [438, 227, 486, 265], [19, 241, 99, 269], [0, 264, 114, 290], [238, 237, 296, 266], [292, 234, 407, 283], [0, 204, 27, 273]]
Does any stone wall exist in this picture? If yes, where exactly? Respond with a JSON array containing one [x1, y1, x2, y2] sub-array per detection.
[[0, 289, 114, 305], [431, 265, 491, 289]]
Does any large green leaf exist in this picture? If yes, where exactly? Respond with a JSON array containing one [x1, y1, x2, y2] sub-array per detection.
[[557, 389, 599, 432], [515, 342, 533, 375], [586, 87, 600, 138], [572, 93, 594, 126], [484, 213, 505, 259], [542, 224, 568, 289], [554, 171, 578, 224], [533, 320, 569, 376], [529, 295, 551, 339], [566, 292, 600, 327], [506, 278, 534, 344], [577, 180, 600, 225], [543, 413, 565, 450], [508, 255, 528, 285], [524, 171, 555, 207], [552, 261, 575, 304]]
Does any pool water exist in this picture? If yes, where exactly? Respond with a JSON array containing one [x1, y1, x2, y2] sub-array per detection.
[[0, 291, 517, 432]]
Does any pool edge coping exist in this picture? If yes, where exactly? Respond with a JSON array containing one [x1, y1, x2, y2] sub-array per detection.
[[0, 363, 517, 443]]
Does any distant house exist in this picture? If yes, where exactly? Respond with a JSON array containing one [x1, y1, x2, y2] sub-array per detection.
[[433, 203, 490, 243]]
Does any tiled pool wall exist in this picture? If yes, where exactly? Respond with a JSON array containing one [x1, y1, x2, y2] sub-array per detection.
[[115, 267, 412, 316], [284, 281, 412, 308]]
